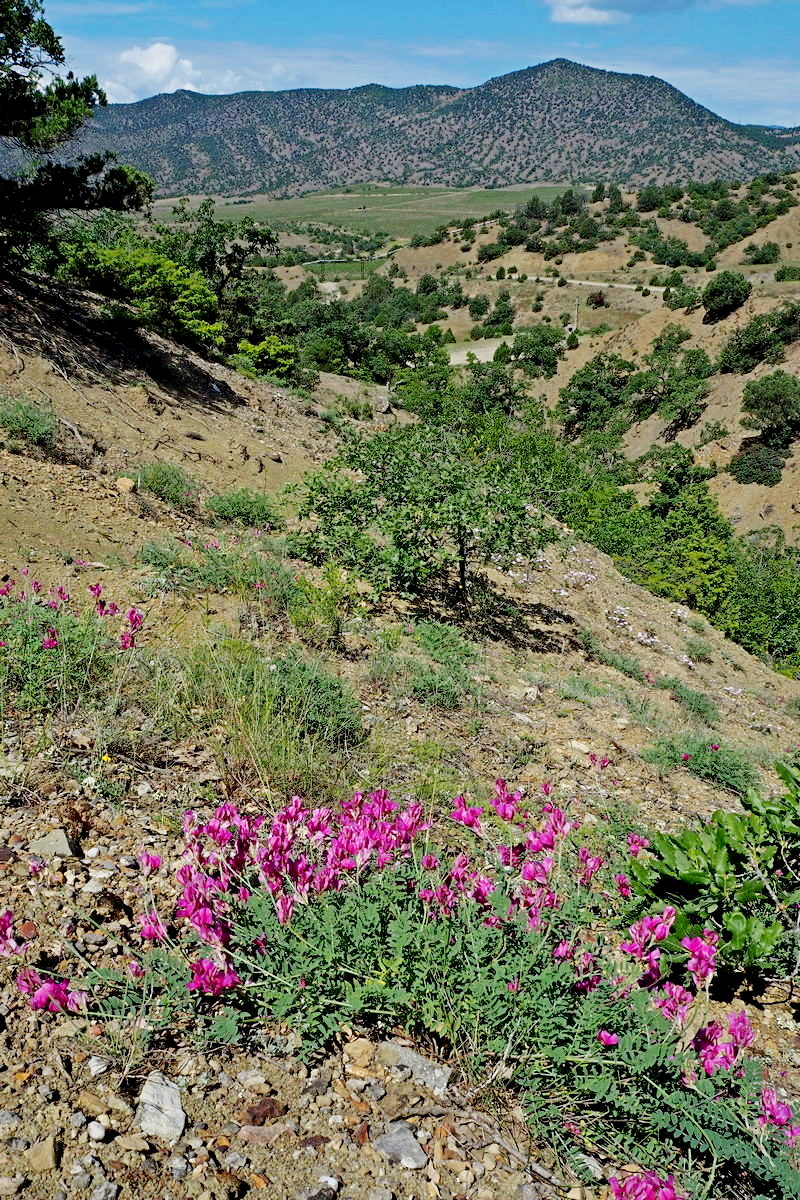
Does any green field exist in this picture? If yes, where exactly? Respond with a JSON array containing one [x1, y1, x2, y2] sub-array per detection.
[[153, 184, 568, 240]]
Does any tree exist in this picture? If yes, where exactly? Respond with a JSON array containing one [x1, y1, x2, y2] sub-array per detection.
[[0, 0, 152, 257], [507, 325, 564, 378], [701, 272, 752, 321], [556, 353, 634, 438], [741, 371, 800, 447], [296, 425, 552, 604]]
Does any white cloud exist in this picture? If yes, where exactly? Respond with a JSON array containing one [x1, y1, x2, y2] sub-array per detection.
[[544, 0, 767, 22], [106, 41, 199, 101], [549, 2, 624, 22]]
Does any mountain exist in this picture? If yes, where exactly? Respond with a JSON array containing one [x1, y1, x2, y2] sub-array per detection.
[[74, 58, 800, 197]]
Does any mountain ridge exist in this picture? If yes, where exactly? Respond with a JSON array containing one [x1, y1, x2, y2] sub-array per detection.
[[59, 57, 800, 196]]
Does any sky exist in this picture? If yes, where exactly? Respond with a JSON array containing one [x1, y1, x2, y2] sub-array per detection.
[[49, 0, 800, 127]]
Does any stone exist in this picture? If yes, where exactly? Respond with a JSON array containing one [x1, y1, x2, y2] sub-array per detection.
[[235, 1069, 268, 1091], [90, 1184, 120, 1200], [28, 829, 80, 858], [376, 1043, 452, 1095], [77, 1091, 107, 1117], [343, 1038, 375, 1069], [373, 1122, 428, 1170], [296, 1179, 339, 1200], [0, 1112, 20, 1130], [168, 1156, 189, 1180], [568, 740, 591, 754], [26, 1135, 60, 1174], [237, 1123, 291, 1147], [87, 1122, 106, 1142], [115, 477, 137, 494], [88, 1057, 110, 1079], [0, 1178, 24, 1196], [223, 1151, 248, 1170], [134, 1072, 186, 1143], [114, 1134, 149, 1153], [368, 1190, 395, 1200]]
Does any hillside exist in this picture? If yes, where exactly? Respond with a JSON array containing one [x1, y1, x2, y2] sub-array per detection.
[[72, 59, 800, 196]]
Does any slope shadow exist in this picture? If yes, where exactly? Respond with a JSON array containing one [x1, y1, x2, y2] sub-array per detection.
[[0, 272, 244, 415]]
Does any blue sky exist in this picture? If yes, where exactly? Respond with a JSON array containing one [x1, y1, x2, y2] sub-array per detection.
[[50, 0, 799, 126]]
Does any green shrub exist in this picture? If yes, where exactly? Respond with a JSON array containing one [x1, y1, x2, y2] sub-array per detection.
[[137, 462, 198, 510], [657, 677, 720, 724], [741, 370, 800, 448], [206, 488, 282, 529], [65, 245, 223, 347], [684, 637, 713, 663], [235, 336, 303, 382], [268, 648, 362, 746], [717, 301, 800, 373], [0, 393, 57, 447], [412, 621, 478, 668], [288, 564, 361, 650], [406, 662, 467, 709], [742, 241, 780, 265], [775, 264, 800, 282], [728, 444, 786, 486], [629, 763, 800, 971], [702, 271, 752, 320], [643, 735, 757, 795], [139, 538, 299, 608], [0, 596, 117, 713], [580, 630, 646, 682]]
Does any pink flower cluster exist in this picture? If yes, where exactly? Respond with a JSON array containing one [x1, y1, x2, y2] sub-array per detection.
[[0, 911, 24, 957], [620, 906, 677, 986], [16, 968, 86, 1013], [680, 929, 718, 988], [760, 1087, 800, 1145], [609, 1172, 686, 1200], [139, 790, 430, 993], [691, 1010, 754, 1076]]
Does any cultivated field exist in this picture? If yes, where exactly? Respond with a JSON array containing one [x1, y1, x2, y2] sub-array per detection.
[[152, 183, 568, 240]]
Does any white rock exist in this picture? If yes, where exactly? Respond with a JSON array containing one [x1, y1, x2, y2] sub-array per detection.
[[134, 1072, 185, 1143]]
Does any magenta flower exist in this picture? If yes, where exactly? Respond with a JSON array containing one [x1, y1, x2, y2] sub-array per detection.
[[88, 583, 103, 599], [17, 969, 86, 1013], [139, 852, 162, 875], [653, 982, 694, 1027], [0, 911, 24, 956], [421, 853, 440, 871], [450, 795, 483, 830], [681, 753, 691, 762], [276, 895, 295, 925], [609, 1171, 686, 1200], [626, 833, 650, 857], [41, 628, 58, 650], [680, 929, 718, 988], [137, 910, 167, 942], [577, 846, 604, 886], [614, 873, 632, 899], [553, 940, 573, 960], [187, 957, 239, 995], [507, 977, 520, 993], [596, 1029, 619, 1046]]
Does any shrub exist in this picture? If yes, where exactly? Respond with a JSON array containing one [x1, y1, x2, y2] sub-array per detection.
[[629, 763, 800, 971], [137, 462, 199, 510], [775, 264, 800, 282], [66, 245, 223, 347], [741, 370, 800, 448], [406, 662, 467, 709], [684, 637, 713, 663], [412, 620, 478, 668], [0, 393, 57, 447], [642, 736, 758, 795], [742, 241, 780, 265], [717, 301, 800, 373], [728, 444, 786, 486], [0, 587, 121, 713], [702, 272, 752, 320], [206, 488, 282, 529], [288, 564, 361, 650], [658, 678, 720, 724], [235, 336, 304, 383]]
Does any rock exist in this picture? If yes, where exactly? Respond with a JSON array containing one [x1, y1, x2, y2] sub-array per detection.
[[0, 1112, 20, 1131], [115, 477, 137, 494], [374, 1121, 428, 1169], [235, 1069, 268, 1092], [28, 829, 80, 858], [376, 1042, 452, 1095], [88, 1057, 110, 1079], [26, 1135, 60, 1173], [296, 1180, 340, 1200], [0, 1177, 25, 1196], [368, 1190, 395, 1200], [223, 1151, 248, 1170], [568, 740, 591, 754], [134, 1072, 186, 1143], [114, 1134, 149, 1153], [87, 1122, 106, 1142], [302, 1069, 332, 1097], [168, 1155, 189, 1180], [343, 1038, 375, 1069], [513, 712, 535, 726], [77, 1090, 107, 1117], [90, 1184, 120, 1200], [237, 1123, 291, 1147]]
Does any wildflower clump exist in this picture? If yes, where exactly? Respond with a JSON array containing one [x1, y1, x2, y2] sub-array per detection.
[[11, 775, 798, 1199]]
